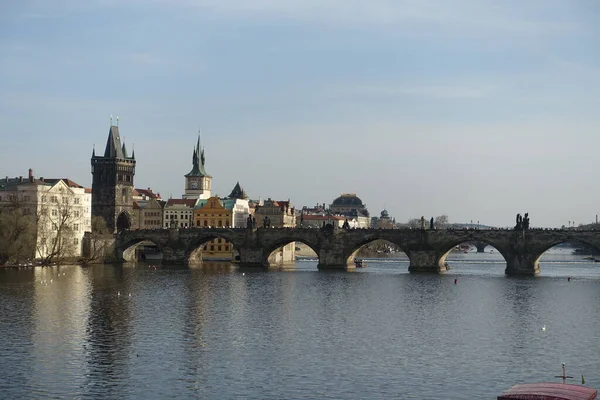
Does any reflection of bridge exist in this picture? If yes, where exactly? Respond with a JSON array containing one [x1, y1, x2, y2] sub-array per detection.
[[115, 228, 600, 276]]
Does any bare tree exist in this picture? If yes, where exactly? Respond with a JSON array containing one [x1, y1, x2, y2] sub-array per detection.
[[434, 215, 450, 229], [0, 198, 37, 265], [406, 218, 421, 228]]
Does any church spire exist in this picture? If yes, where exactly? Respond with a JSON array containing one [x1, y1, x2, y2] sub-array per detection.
[[185, 130, 209, 177]]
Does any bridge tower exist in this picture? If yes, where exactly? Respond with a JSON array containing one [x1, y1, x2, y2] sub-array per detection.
[[183, 133, 212, 200], [91, 121, 137, 233]]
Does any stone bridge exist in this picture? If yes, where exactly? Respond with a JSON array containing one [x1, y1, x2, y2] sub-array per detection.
[[115, 227, 600, 276]]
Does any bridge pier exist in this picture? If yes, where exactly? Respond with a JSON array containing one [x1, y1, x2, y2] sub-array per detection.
[[238, 248, 268, 268], [317, 249, 354, 270], [162, 247, 187, 265], [475, 242, 487, 253], [505, 252, 540, 276], [407, 250, 447, 273]]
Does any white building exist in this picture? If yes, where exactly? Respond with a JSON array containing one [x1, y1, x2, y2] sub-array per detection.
[[164, 199, 196, 228], [0, 169, 91, 259], [226, 182, 250, 228]]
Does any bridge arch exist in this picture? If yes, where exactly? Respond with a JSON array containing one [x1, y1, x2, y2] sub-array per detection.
[[533, 237, 600, 272], [345, 237, 408, 267], [185, 231, 243, 264], [120, 238, 164, 262], [261, 237, 320, 267], [437, 238, 509, 271]]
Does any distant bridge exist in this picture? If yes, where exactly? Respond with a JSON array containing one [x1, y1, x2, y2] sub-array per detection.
[[114, 227, 600, 276], [115, 228, 600, 275]]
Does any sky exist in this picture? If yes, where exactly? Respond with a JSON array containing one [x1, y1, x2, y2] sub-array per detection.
[[1, 0, 599, 228]]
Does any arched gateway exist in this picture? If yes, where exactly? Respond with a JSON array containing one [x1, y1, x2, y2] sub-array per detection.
[[114, 227, 600, 276]]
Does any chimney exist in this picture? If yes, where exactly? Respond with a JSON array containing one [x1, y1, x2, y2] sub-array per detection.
[[19, 176, 23, 182], [39, 177, 44, 182], [28, 168, 34, 182]]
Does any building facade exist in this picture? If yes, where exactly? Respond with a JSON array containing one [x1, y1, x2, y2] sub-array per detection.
[[91, 124, 136, 232], [133, 197, 165, 229], [164, 199, 196, 228], [254, 198, 296, 263], [193, 196, 234, 260], [0, 170, 91, 260]]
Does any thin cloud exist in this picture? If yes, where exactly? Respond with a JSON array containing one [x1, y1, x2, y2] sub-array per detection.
[[352, 84, 497, 99]]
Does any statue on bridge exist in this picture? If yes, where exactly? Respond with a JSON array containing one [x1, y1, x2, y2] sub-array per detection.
[[515, 213, 522, 230], [262, 216, 271, 228], [430, 217, 434, 230], [342, 219, 350, 229], [523, 213, 530, 230], [515, 213, 530, 230], [421, 216, 426, 230]]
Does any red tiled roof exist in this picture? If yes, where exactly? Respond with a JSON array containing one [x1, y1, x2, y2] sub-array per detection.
[[135, 188, 160, 199], [42, 178, 85, 188], [166, 199, 196, 207]]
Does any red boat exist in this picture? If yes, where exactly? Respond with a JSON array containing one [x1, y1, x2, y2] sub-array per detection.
[[498, 383, 597, 400]]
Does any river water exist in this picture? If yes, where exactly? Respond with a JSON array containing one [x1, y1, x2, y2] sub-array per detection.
[[1, 248, 599, 399]]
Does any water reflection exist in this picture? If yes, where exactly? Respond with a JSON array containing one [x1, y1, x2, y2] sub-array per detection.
[[1, 254, 599, 399], [83, 265, 133, 399]]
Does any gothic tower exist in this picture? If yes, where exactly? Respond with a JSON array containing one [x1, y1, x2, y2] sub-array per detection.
[[183, 134, 212, 200], [91, 122, 137, 232]]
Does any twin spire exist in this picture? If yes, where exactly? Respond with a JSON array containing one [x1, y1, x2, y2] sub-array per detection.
[[92, 116, 134, 160], [185, 130, 209, 177]]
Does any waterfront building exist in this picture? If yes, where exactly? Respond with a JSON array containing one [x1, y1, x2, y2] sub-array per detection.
[[91, 123, 136, 232], [227, 182, 250, 228], [0, 169, 91, 259], [183, 135, 212, 200], [254, 198, 296, 263], [133, 197, 165, 229], [329, 193, 371, 228], [163, 199, 196, 228], [193, 196, 234, 260]]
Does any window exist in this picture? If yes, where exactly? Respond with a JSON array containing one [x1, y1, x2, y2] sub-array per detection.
[[62, 197, 68, 204], [0, 196, 2, 201], [73, 238, 79, 245], [52, 209, 58, 216], [203, 245, 208, 251], [74, 224, 79, 231], [51, 196, 57, 203], [74, 211, 80, 218], [203, 220, 208, 227], [218, 246, 222, 251], [210, 245, 214, 251], [74, 198, 80, 204], [41, 195, 46, 202]]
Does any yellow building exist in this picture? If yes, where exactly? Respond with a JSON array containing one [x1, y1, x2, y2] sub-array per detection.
[[193, 196, 234, 260]]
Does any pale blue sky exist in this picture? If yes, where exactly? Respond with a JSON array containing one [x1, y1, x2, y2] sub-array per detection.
[[1, 0, 599, 227]]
